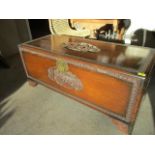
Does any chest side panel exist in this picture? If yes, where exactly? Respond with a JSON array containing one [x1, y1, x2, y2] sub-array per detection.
[[21, 50, 139, 121]]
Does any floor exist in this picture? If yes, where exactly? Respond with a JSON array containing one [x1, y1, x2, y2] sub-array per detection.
[[0, 54, 155, 135]]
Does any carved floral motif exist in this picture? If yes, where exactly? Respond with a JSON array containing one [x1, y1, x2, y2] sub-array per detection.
[[48, 59, 83, 91], [63, 42, 100, 53]]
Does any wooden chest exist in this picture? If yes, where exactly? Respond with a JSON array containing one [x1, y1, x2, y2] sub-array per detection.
[[18, 35, 155, 134]]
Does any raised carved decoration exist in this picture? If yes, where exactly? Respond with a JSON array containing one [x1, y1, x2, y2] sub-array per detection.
[[63, 42, 100, 53], [48, 59, 83, 91]]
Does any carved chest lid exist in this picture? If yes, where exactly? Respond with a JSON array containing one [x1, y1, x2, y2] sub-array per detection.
[[20, 35, 155, 77]]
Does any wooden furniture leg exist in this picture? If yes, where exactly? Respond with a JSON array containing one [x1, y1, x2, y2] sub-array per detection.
[[28, 80, 38, 87]]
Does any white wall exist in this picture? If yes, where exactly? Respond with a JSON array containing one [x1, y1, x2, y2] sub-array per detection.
[[124, 19, 155, 44]]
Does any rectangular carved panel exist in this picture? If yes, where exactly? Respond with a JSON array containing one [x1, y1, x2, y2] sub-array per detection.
[[22, 51, 133, 119]]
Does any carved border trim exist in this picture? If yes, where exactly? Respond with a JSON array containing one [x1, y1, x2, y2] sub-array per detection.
[[20, 47, 141, 122]]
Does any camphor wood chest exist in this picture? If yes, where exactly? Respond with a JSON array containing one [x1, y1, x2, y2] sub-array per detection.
[[19, 35, 155, 134]]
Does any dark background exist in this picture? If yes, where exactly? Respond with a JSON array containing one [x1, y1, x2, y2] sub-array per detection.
[[28, 19, 50, 39]]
